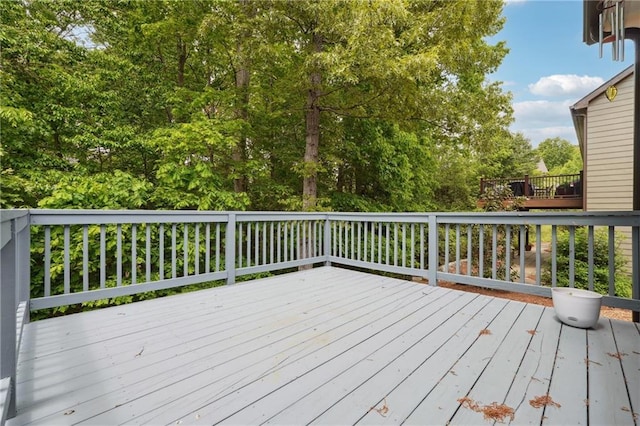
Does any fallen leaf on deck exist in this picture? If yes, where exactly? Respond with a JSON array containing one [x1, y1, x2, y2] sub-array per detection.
[[457, 397, 514, 423], [370, 398, 389, 417], [529, 394, 561, 409], [479, 329, 492, 336], [607, 352, 628, 360], [64, 410, 75, 415], [527, 329, 537, 335]]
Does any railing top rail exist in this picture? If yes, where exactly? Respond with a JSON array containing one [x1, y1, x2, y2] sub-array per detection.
[[0, 210, 29, 223], [14, 209, 640, 225]]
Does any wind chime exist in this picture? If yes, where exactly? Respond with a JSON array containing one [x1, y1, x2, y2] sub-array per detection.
[[598, 0, 640, 60]]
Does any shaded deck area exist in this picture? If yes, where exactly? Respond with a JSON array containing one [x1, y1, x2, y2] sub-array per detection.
[[10, 267, 640, 425]]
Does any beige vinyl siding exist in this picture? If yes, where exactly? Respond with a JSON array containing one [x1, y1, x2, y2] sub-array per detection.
[[585, 73, 633, 261]]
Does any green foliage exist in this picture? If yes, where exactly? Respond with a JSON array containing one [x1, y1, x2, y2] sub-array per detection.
[[535, 137, 576, 172], [542, 227, 631, 298], [38, 171, 151, 209], [478, 132, 539, 179]]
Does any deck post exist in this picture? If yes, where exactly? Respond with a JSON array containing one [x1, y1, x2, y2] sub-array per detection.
[[15, 214, 30, 323], [524, 175, 530, 197], [428, 215, 438, 286], [0, 218, 18, 419], [323, 217, 331, 266], [226, 213, 236, 285]]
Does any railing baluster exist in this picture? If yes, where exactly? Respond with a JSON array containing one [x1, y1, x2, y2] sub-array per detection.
[[146, 224, 151, 283], [357, 222, 361, 261], [378, 223, 382, 264], [535, 225, 541, 285], [171, 223, 177, 279], [588, 225, 594, 291], [159, 224, 165, 280], [519, 225, 526, 283], [491, 224, 497, 280], [386, 223, 390, 265], [132, 223, 137, 285], [479, 224, 484, 279], [455, 224, 460, 275], [331, 221, 336, 258], [350, 221, 355, 259], [338, 222, 343, 258], [283, 222, 288, 262], [64, 225, 70, 294], [100, 225, 106, 288], [263, 222, 267, 264], [277, 222, 282, 262], [505, 224, 511, 282], [183, 223, 189, 277], [394, 223, 399, 267], [551, 225, 557, 287], [195, 223, 200, 275], [467, 225, 472, 276], [444, 224, 450, 273], [569, 226, 575, 287], [402, 223, 406, 268], [420, 223, 424, 270], [215, 223, 220, 272], [83, 225, 89, 292], [302, 221, 306, 259], [291, 221, 295, 260], [410, 223, 414, 269], [247, 223, 252, 267], [608, 226, 615, 296], [44, 226, 51, 296], [205, 223, 211, 274], [239, 222, 244, 266], [117, 224, 122, 287], [270, 222, 275, 264]]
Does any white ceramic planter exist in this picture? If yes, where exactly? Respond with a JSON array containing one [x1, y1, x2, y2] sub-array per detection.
[[551, 287, 603, 329]]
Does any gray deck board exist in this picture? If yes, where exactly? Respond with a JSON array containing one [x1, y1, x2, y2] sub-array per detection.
[[8, 266, 639, 426]]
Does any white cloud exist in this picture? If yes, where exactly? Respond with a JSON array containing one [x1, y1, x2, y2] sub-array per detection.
[[528, 74, 604, 97], [511, 100, 578, 146], [514, 126, 578, 147], [513, 99, 574, 125]]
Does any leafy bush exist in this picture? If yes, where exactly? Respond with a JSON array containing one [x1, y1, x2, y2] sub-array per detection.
[[542, 227, 630, 298]]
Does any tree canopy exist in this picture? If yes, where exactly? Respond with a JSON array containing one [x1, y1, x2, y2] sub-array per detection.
[[1, 0, 531, 213]]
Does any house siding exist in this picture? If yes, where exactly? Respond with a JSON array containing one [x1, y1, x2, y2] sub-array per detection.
[[584, 73, 634, 262]]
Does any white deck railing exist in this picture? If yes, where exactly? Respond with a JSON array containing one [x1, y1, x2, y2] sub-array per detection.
[[1, 209, 639, 421]]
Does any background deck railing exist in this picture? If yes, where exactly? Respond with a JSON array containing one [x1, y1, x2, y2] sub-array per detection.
[[480, 172, 583, 199], [1, 209, 639, 421]]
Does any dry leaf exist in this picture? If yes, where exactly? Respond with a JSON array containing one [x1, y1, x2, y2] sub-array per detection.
[[607, 352, 628, 360], [530, 394, 561, 409], [527, 329, 538, 335], [370, 398, 389, 417], [479, 329, 492, 336], [458, 397, 514, 423]]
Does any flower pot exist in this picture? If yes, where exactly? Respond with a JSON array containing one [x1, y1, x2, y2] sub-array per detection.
[[551, 287, 603, 329]]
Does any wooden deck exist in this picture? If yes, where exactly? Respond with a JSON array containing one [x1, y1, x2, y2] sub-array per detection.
[[9, 267, 640, 425]]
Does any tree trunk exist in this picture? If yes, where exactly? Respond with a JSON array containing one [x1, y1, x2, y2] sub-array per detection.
[[233, 50, 250, 194], [232, 0, 252, 194], [302, 32, 323, 211]]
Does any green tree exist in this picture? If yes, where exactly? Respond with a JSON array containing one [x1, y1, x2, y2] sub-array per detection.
[[478, 132, 538, 179], [535, 137, 575, 172], [265, 0, 510, 210]]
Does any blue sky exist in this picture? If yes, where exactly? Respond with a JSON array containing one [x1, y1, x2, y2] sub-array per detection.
[[490, 0, 634, 146]]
